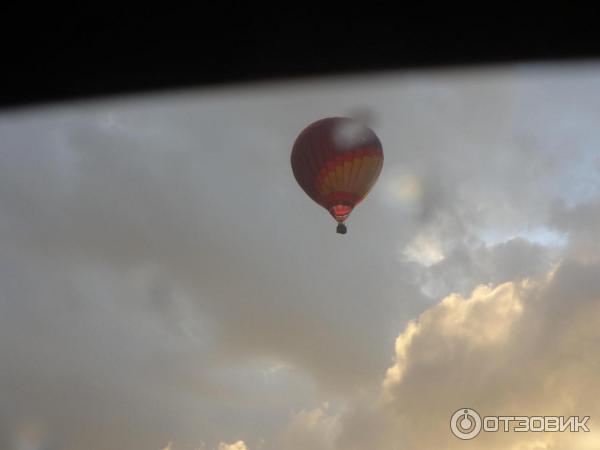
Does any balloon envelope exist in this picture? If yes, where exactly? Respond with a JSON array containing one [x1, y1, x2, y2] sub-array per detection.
[[291, 117, 384, 232]]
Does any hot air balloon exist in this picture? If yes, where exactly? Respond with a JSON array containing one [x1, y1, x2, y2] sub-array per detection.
[[291, 117, 384, 234]]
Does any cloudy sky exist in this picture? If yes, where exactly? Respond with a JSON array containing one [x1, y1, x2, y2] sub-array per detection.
[[1, 62, 600, 450]]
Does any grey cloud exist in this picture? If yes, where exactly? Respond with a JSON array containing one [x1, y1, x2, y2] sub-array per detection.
[[335, 259, 600, 450], [0, 63, 599, 449], [414, 237, 561, 299]]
